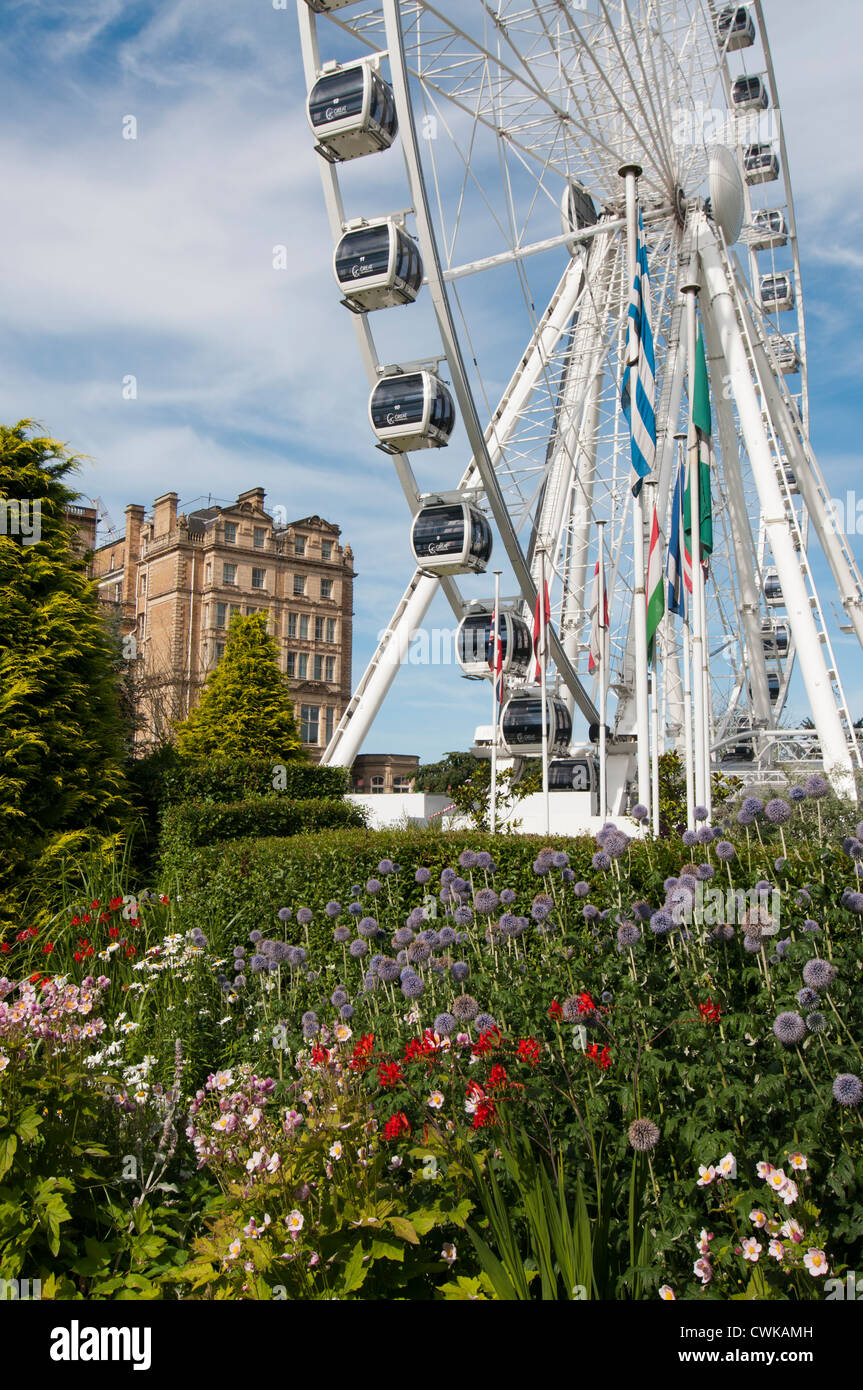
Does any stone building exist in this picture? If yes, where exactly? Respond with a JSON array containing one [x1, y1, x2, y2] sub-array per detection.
[[350, 754, 419, 795], [85, 487, 355, 760]]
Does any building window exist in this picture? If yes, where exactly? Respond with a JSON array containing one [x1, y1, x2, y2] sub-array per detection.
[[251, 567, 266, 590], [325, 656, 336, 683], [222, 562, 237, 586], [371, 776, 385, 794], [299, 614, 310, 641], [287, 612, 298, 639], [326, 618, 337, 644], [322, 540, 333, 561], [215, 602, 227, 629], [253, 527, 266, 550], [320, 578, 333, 600], [324, 707, 334, 743], [215, 642, 226, 663], [293, 575, 306, 597], [286, 652, 296, 678], [205, 564, 211, 583], [315, 616, 324, 643], [294, 536, 307, 556], [300, 704, 319, 744], [298, 653, 308, 680], [245, 606, 263, 618], [394, 776, 412, 794], [224, 522, 237, 544], [139, 573, 147, 594], [230, 604, 242, 621], [314, 655, 323, 682]]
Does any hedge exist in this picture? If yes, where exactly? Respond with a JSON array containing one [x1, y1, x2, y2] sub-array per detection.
[[160, 796, 367, 856], [161, 826, 683, 957]]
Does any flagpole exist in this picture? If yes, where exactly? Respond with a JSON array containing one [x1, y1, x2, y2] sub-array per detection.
[[538, 546, 550, 835], [620, 161, 651, 814], [676, 434, 696, 833], [597, 520, 608, 820], [491, 570, 502, 834], [645, 478, 661, 838], [683, 271, 708, 815]]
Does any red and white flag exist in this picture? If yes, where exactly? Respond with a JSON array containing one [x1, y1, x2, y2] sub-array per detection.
[[489, 610, 504, 707], [588, 559, 609, 674], [532, 581, 551, 682]]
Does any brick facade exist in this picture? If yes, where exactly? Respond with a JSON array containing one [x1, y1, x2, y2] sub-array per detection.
[[86, 488, 355, 760]]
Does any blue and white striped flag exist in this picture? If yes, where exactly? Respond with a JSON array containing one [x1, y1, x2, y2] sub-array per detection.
[[666, 458, 686, 620], [621, 208, 656, 497]]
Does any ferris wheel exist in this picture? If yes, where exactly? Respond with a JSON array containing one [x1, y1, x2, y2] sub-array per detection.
[[298, 0, 863, 797]]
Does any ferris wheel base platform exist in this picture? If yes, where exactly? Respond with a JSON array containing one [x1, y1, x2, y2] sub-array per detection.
[[347, 791, 644, 839]]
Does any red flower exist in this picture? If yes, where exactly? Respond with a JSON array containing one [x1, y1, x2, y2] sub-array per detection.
[[472, 1026, 501, 1057], [29, 972, 41, 984], [586, 1043, 611, 1071], [699, 998, 722, 1023], [109, 926, 120, 940], [159, 894, 170, 905], [129, 917, 141, 928], [487, 1063, 508, 1090], [310, 1044, 331, 1067], [109, 896, 123, 911], [16, 930, 29, 943], [70, 915, 81, 927], [82, 914, 91, 925], [28, 927, 38, 938], [90, 900, 100, 910], [473, 1099, 497, 1130], [516, 1037, 541, 1067], [98, 913, 109, 925], [577, 991, 596, 1015], [382, 1112, 411, 1141], [0, 943, 9, 954], [377, 1061, 404, 1090], [348, 1033, 375, 1072], [42, 943, 54, 955], [404, 1031, 437, 1063], [125, 945, 136, 959], [466, 1080, 485, 1102], [547, 999, 563, 1019]]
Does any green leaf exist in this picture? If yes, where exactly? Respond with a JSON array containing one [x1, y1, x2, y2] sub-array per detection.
[[386, 1216, 420, 1245], [341, 1241, 369, 1294], [0, 1134, 17, 1180]]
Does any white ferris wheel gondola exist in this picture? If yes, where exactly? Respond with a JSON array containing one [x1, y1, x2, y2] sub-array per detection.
[[456, 611, 532, 681], [369, 371, 456, 452], [410, 502, 492, 578], [501, 695, 573, 759], [307, 59, 398, 163], [334, 220, 423, 312]]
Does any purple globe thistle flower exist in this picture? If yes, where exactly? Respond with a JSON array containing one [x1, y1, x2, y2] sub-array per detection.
[[366, 879, 382, 896], [805, 1011, 827, 1034], [754, 880, 773, 895], [406, 907, 426, 930], [562, 868, 576, 883], [348, 902, 363, 917], [378, 959, 401, 984], [457, 850, 477, 869], [742, 797, 764, 818], [802, 920, 822, 934], [350, 884, 363, 896], [617, 923, 641, 948], [415, 867, 431, 885], [632, 901, 653, 922], [440, 868, 456, 886], [452, 994, 479, 1022], [663, 877, 680, 893], [498, 914, 520, 936], [737, 809, 755, 827], [331, 988, 348, 1007], [803, 958, 836, 989], [349, 939, 368, 959], [339, 1004, 354, 1020], [682, 830, 698, 848], [605, 830, 631, 859], [789, 786, 807, 802], [797, 987, 819, 1010], [775, 938, 790, 958], [476, 851, 496, 871], [474, 888, 500, 915], [301, 1010, 318, 1027], [286, 946, 307, 967], [592, 852, 612, 872], [233, 945, 245, 958], [437, 926, 457, 946], [424, 931, 441, 949], [846, 891, 863, 914], [574, 881, 591, 898], [531, 894, 553, 923], [743, 935, 763, 953], [711, 924, 735, 942], [362, 973, 378, 993], [277, 907, 292, 922], [795, 888, 812, 906], [650, 910, 675, 936], [302, 1020, 320, 1039], [407, 940, 431, 964], [668, 885, 694, 917], [433, 1012, 456, 1037], [552, 851, 570, 869], [325, 901, 342, 918], [765, 799, 792, 825], [582, 903, 599, 921], [453, 906, 473, 926], [500, 888, 517, 906], [773, 1012, 806, 1045], [450, 876, 468, 896], [233, 958, 245, 972], [775, 858, 788, 872], [535, 847, 558, 871], [378, 859, 395, 876], [249, 930, 263, 944], [833, 1074, 863, 1106], [249, 954, 268, 972], [332, 926, 350, 946], [694, 805, 709, 823], [628, 1118, 660, 1152], [601, 990, 613, 1003], [474, 1013, 496, 1033], [697, 827, 714, 846], [715, 841, 735, 862], [805, 775, 830, 799], [234, 974, 247, 988], [399, 964, 416, 981], [697, 864, 715, 881], [357, 917, 379, 938], [631, 804, 649, 822], [297, 908, 314, 925], [451, 961, 470, 983]]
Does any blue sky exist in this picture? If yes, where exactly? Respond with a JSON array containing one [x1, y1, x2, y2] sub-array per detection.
[[1, 0, 861, 763]]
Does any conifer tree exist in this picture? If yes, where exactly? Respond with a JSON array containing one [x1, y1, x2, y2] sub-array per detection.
[[174, 613, 303, 760], [0, 421, 127, 889]]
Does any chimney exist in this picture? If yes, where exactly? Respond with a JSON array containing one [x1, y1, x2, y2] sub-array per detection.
[[124, 504, 145, 608], [237, 486, 266, 511], [153, 492, 178, 537]]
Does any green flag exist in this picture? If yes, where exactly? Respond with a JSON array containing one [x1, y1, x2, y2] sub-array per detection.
[[684, 325, 714, 559]]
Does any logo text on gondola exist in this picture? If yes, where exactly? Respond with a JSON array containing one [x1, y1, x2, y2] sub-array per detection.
[[672, 105, 780, 147]]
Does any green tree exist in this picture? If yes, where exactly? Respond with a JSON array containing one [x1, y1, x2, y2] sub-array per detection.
[[174, 613, 303, 761], [0, 421, 127, 892], [415, 750, 484, 794]]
